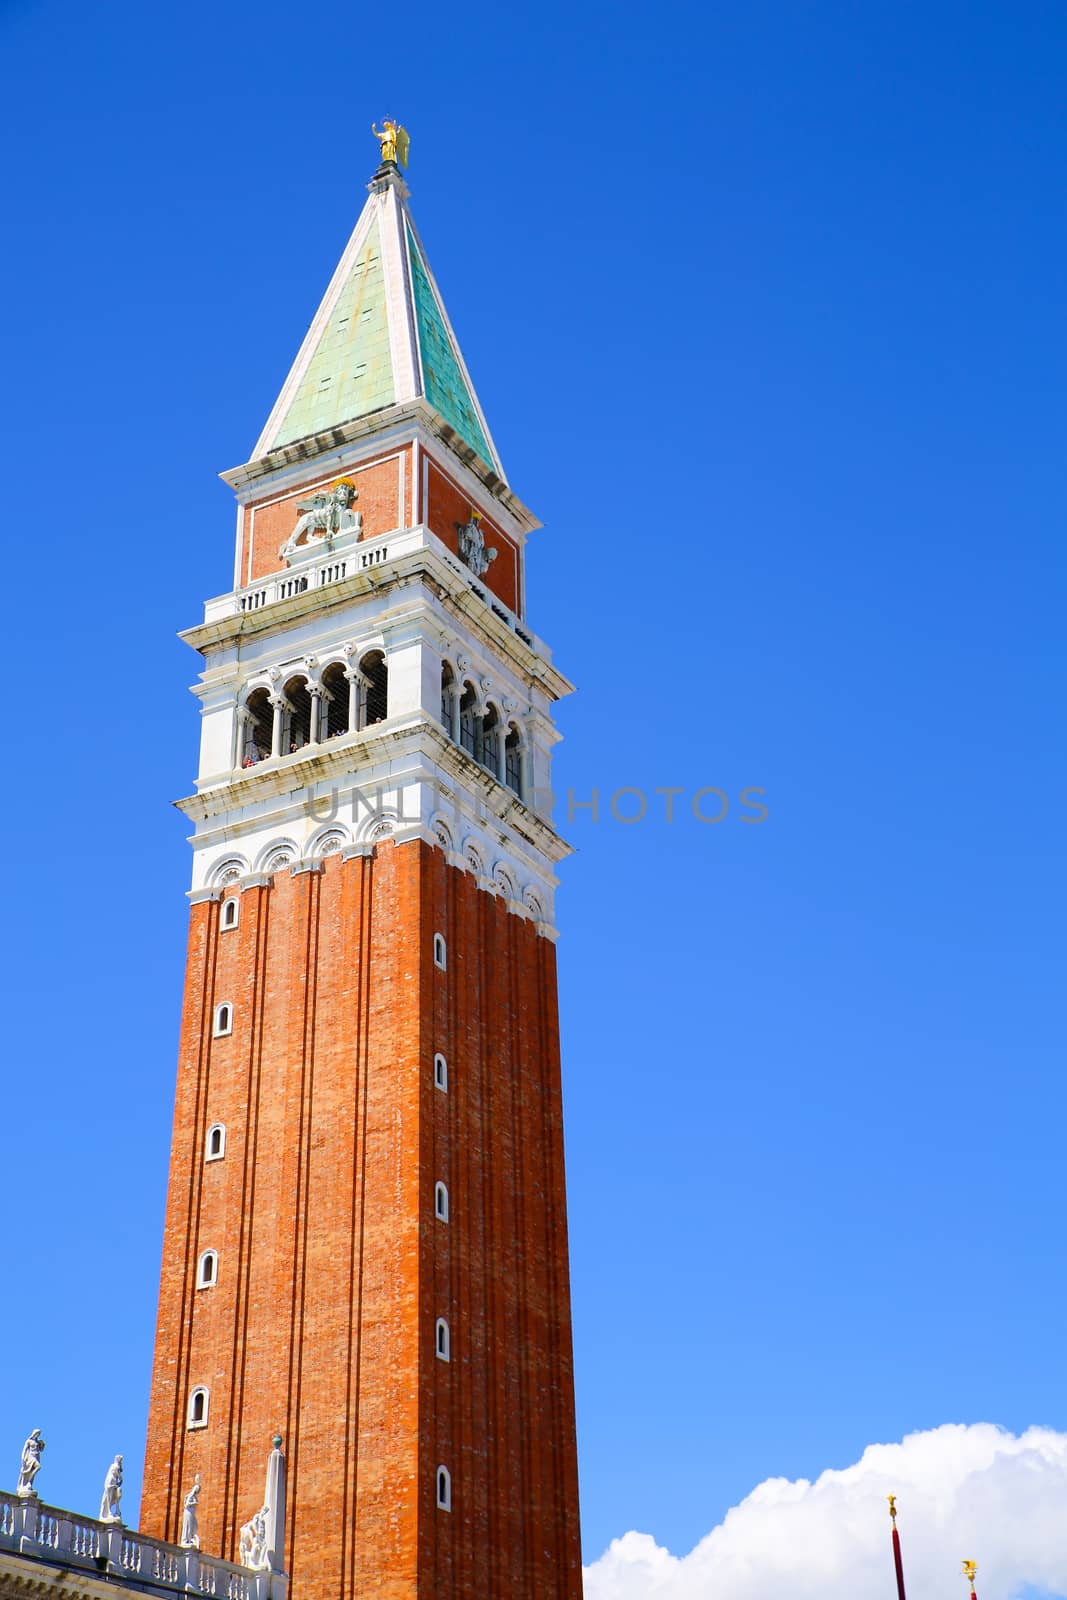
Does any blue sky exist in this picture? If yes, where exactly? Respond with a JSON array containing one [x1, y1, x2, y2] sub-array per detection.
[[0, 0, 1064, 1587]]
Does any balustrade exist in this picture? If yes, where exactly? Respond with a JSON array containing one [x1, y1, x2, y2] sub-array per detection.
[[204, 524, 551, 662], [0, 1492, 286, 1600]]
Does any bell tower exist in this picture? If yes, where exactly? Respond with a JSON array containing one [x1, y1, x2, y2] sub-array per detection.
[[141, 131, 582, 1600]]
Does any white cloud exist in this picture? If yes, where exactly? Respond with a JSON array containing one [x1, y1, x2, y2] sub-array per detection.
[[584, 1424, 1067, 1600]]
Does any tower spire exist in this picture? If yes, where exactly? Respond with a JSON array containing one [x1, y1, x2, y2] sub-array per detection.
[[251, 123, 503, 479]]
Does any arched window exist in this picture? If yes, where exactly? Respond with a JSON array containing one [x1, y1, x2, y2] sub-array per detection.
[[435, 1318, 450, 1361], [505, 726, 523, 798], [440, 662, 456, 740], [282, 675, 313, 753], [213, 1002, 233, 1038], [481, 704, 501, 779], [220, 896, 239, 931], [360, 649, 388, 728], [197, 1249, 218, 1289], [321, 662, 350, 739], [187, 1387, 209, 1430], [433, 933, 447, 971], [434, 1053, 448, 1092], [436, 1465, 451, 1511], [458, 683, 478, 758], [205, 1123, 226, 1162], [241, 688, 273, 767], [434, 1182, 449, 1223]]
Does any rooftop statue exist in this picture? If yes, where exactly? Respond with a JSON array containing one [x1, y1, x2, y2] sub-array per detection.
[[239, 1506, 270, 1571], [16, 1430, 44, 1498], [372, 119, 410, 169], [180, 1475, 201, 1549], [279, 479, 362, 562], [99, 1454, 123, 1524]]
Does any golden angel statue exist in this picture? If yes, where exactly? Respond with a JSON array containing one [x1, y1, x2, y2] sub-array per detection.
[[372, 119, 410, 169]]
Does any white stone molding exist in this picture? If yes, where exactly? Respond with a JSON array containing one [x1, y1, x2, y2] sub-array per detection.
[[463, 840, 485, 878], [256, 839, 299, 876], [430, 813, 454, 852], [309, 826, 349, 859], [357, 810, 398, 845], [212, 856, 249, 887], [493, 864, 517, 900], [522, 887, 545, 923]]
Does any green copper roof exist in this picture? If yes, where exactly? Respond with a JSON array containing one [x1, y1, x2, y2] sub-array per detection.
[[255, 175, 504, 479], [407, 225, 493, 467], [271, 217, 395, 449]]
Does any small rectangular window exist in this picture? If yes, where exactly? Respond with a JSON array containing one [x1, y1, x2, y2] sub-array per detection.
[[188, 1388, 209, 1429]]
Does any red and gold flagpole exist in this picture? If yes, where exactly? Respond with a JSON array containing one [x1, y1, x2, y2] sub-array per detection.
[[888, 1496, 907, 1600], [962, 1558, 978, 1598]]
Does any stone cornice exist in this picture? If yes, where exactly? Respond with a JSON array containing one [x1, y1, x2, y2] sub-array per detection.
[[174, 720, 572, 867], [221, 400, 540, 536], [0, 1551, 123, 1600], [179, 544, 574, 705]]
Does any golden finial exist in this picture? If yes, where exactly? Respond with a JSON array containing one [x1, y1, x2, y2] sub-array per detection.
[[887, 1494, 897, 1524], [372, 119, 411, 170], [962, 1558, 978, 1588]]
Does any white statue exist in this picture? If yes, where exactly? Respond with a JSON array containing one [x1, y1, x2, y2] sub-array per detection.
[[239, 1506, 270, 1570], [456, 513, 497, 578], [99, 1454, 123, 1523], [279, 480, 362, 561], [16, 1430, 44, 1498], [180, 1475, 201, 1549]]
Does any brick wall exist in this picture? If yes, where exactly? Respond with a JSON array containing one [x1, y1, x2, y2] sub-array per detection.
[[239, 448, 413, 586], [142, 838, 580, 1600], [424, 461, 520, 616]]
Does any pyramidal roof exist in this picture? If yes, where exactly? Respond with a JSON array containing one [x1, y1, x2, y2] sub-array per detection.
[[252, 165, 505, 480]]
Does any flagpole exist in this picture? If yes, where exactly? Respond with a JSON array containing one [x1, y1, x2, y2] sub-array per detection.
[[962, 1558, 978, 1598], [888, 1496, 907, 1600]]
